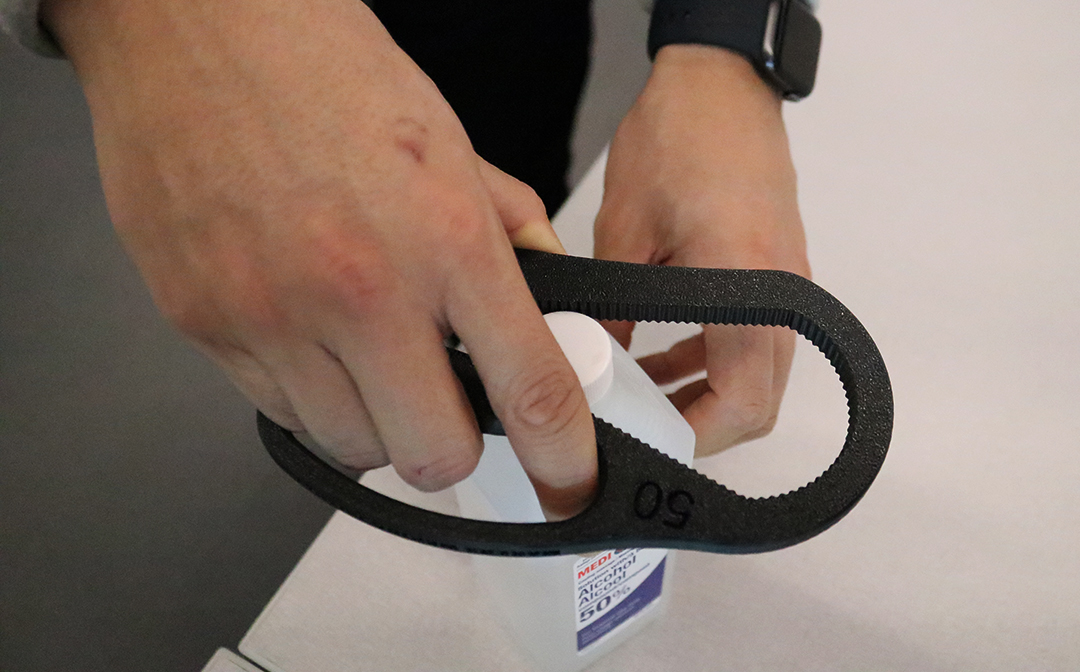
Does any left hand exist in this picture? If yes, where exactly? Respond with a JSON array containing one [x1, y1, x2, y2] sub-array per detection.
[[594, 45, 812, 457]]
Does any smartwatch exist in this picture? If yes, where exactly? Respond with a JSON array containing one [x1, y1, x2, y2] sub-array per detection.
[[647, 0, 822, 101]]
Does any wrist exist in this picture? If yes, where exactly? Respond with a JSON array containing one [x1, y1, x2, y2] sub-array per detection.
[[611, 43, 797, 206], [646, 45, 783, 124]]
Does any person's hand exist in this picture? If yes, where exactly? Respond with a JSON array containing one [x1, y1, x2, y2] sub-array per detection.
[[595, 46, 812, 457], [44, 0, 596, 517]]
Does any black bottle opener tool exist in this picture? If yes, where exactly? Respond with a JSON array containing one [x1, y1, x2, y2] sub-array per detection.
[[258, 249, 893, 556]]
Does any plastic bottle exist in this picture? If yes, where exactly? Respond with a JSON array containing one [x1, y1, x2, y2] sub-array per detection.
[[454, 312, 696, 671]]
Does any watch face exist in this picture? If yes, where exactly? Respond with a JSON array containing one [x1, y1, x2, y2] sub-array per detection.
[[773, 0, 822, 100]]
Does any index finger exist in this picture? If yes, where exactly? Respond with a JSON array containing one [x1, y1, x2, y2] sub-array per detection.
[[445, 240, 597, 520]]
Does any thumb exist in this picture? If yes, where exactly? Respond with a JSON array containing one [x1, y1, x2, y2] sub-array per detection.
[[478, 160, 567, 254]]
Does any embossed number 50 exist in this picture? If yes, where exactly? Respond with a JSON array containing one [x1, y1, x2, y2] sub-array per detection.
[[633, 481, 695, 529]]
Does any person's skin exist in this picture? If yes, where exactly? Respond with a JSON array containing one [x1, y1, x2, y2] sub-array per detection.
[[42, 0, 595, 519], [41, 0, 810, 513], [597, 45, 811, 457]]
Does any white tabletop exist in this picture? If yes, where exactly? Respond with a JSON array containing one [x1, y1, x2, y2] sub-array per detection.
[[203, 649, 268, 672], [230, 1, 1080, 669]]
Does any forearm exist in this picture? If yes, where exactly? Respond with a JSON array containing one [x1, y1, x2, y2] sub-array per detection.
[[611, 44, 799, 249], [41, 0, 390, 89], [16, 0, 598, 516], [649, 44, 784, 140]]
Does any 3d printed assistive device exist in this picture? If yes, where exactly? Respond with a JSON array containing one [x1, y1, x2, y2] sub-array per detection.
[[258, 249, 892, 557]]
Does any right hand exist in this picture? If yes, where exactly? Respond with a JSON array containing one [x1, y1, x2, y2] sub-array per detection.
[[44, 0, 596, 517]]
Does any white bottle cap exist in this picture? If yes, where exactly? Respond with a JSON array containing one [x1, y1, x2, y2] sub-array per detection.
[[543, 311, 614, 406]]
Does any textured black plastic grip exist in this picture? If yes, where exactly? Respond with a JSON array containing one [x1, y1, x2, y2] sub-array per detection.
[[258, 250, 893, 556]]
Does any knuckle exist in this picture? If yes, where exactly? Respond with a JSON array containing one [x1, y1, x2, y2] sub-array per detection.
[[423, 179, 494, 235], [441, 201, 491, 249], [158, 293, 209, 338], [526, 191, 545, 218], [159, 265, 291, 342], [507, 363, 583, 438], [592, 207, 652, 261], [152, 276, 218, 338], [381, 186, 494, 271], [304, 233, 399, 317], [726, 386, 778, 438], [513, 181, 547, 219], [737, 408, 779, 444], [321, 433, 389, 473], [235, 292, 289, 335]]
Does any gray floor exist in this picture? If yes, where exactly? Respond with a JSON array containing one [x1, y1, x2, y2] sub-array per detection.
[[0, 3, 649, 671]]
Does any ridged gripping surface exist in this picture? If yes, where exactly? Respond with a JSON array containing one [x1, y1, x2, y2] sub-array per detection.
[[258, 250, 893, 556]]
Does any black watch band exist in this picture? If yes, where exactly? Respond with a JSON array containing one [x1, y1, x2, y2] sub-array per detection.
[[648, 0, 821, 101]]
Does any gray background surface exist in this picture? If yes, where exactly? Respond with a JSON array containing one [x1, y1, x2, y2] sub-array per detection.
[[0, 2, 649, 670]]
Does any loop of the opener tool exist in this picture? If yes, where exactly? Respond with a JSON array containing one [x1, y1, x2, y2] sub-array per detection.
[[257, 249, 893, 557]]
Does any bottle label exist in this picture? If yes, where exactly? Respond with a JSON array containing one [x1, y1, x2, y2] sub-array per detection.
[[574, 548, 667, 651]]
